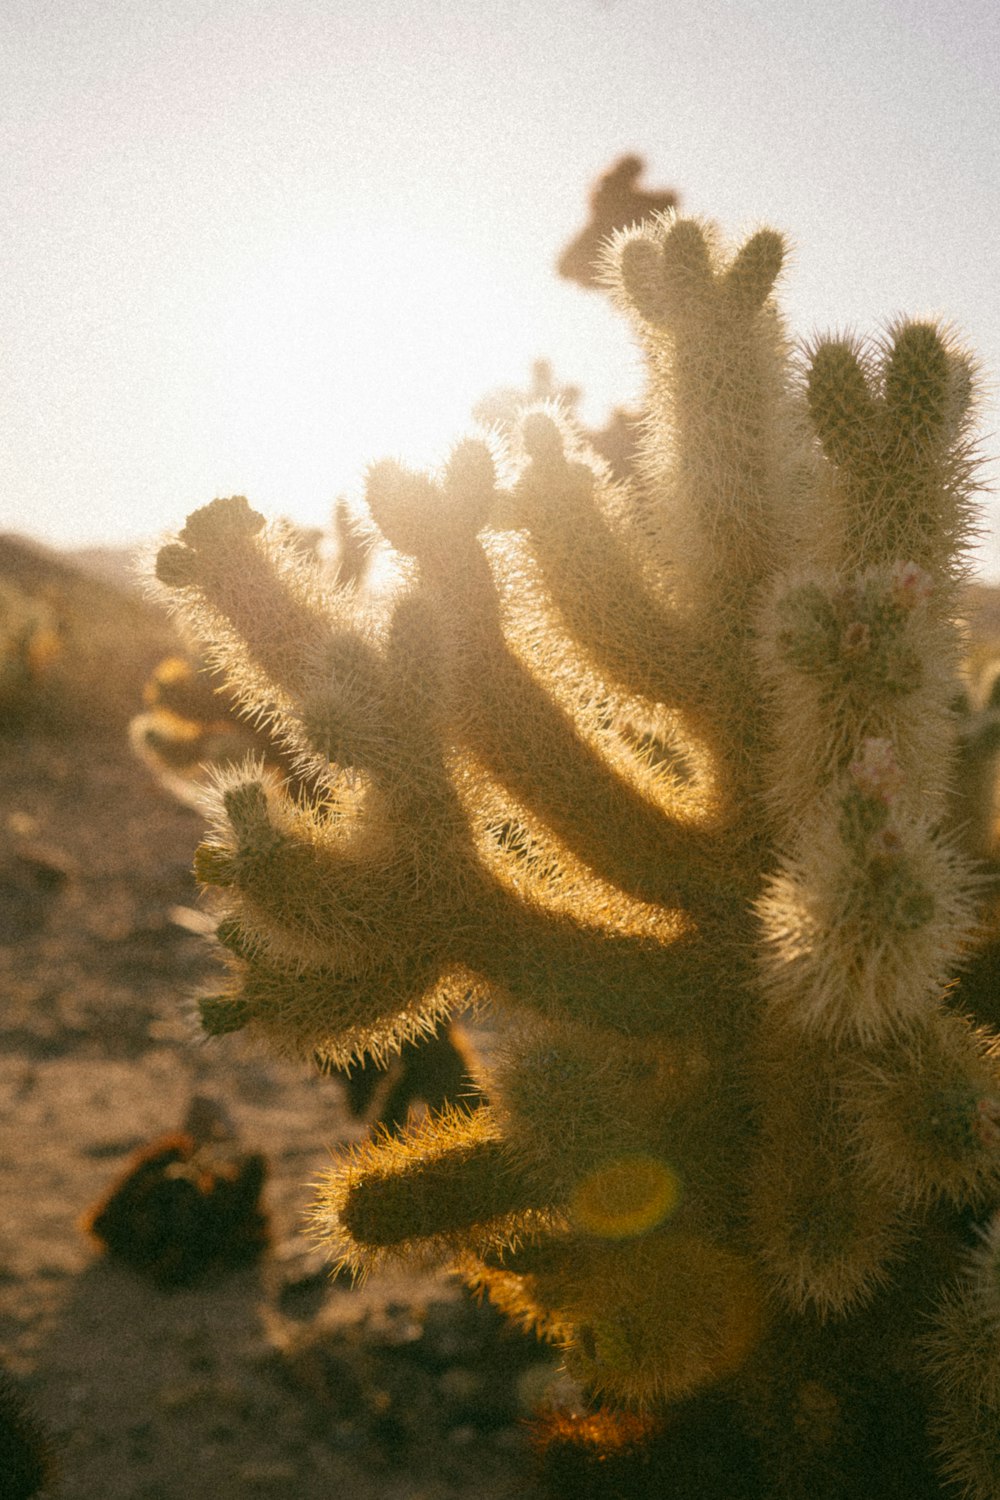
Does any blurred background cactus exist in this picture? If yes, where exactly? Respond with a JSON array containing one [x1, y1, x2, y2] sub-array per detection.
[[129, 651, 263, 802], [557, 153, 679, 290], [0, 577, 62, 723], [150, 194, 1000, 1497]]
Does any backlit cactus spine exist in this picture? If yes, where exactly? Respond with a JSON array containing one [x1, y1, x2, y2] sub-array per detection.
[[155, 211, 998, 1496]]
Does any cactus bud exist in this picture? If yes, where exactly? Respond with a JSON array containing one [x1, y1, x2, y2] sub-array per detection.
[[848, 738, 904, 804], [658, 218, 715, 306], [365, 459, 438, 557], [890, 559, 934, 609], [617, 235, 670, 326], [442, 438, 497, 526], [215, 918, 253, 959]]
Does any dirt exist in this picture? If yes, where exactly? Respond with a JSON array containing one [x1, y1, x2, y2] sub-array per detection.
[[0, 536, 564, 1500]]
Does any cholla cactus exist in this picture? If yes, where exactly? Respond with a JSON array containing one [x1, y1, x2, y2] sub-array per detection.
[[0, 578, 61, 715], [129, 652, 261, 801], [154, 210, 997, 1496]]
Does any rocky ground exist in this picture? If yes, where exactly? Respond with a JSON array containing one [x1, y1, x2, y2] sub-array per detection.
[[0, 535, 568, 1500]]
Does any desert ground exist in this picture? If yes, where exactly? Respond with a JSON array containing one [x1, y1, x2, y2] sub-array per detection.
[[0, 534, 566, 1500]]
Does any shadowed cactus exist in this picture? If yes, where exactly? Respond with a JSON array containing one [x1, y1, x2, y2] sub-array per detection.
[[0, 1368, 57, 1500], [152, 209, 998, 1496], [949, 658, 1000, 863]]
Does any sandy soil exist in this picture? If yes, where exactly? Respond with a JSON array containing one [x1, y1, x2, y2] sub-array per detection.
[[0, 536, 560, 1500]]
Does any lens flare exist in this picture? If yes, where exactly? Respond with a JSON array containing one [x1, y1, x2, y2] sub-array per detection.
[[570, 1154, 680, 1239]]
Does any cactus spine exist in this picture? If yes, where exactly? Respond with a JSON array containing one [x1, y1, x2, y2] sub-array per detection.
[[155, 209, 998, 1495]]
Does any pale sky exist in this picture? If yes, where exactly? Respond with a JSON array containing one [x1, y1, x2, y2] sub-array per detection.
[[3, 0, 999, 571]]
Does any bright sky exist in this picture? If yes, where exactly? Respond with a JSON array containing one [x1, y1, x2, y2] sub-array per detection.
[[3, 0, 999, 571]]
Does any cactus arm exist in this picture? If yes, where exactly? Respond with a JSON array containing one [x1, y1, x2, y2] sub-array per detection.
[[313, 1105, 558, 1275], [806, 324, 979, 582], [506, 411, 709, 715], [747, 1027, 905, 1316], [921, 1212, 1000, 1500], [609, 218, 811, 847], [756, 322, 981, 1045], [156, 496, 394, 776], [367, 454, 730, 915], [466, 889, 750, 1040], [748, 318, 983, 1325], [197, 945, 483, 1068], [612, 219, 799, 635]]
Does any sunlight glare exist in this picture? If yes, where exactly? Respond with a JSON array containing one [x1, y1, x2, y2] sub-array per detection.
[[202, 220, 528, 526]]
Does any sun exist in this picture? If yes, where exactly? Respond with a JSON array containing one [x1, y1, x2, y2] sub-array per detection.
[[198, 217, 533, 530]]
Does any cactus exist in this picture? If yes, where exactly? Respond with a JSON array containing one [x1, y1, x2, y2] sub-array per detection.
[[129, 652, 262, 801], [0, 1367, 56, 1500], [0, 578, 61, 720], [475, 356, 640, 483], [557, 154, 679, 289], [949, 659, 1000, 862], [152, 209, 998, 1496]]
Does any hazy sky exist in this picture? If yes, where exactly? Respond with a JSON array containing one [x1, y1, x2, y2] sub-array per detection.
[[3, 0, 999, 570]]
